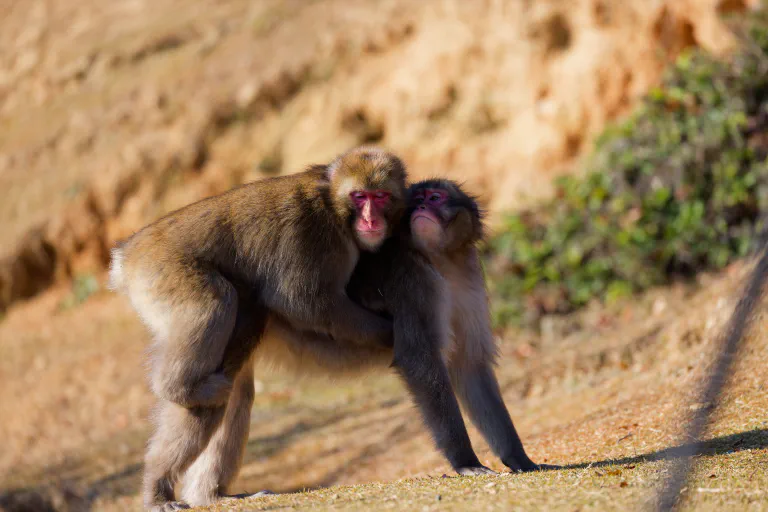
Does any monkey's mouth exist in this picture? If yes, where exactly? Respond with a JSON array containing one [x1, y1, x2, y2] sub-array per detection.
[[358, 227, 385, 238], [411, 211, 439, 225]]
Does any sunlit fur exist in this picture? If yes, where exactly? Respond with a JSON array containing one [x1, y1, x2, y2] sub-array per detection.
[[108, 146, 408, 511]]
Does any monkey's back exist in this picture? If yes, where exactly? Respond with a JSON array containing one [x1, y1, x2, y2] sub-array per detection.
[[110, 167, 355, 306]]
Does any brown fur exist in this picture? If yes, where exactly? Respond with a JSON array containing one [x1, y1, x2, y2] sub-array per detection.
[[180, 179, 544, 506], [109, 146, 407, 511]]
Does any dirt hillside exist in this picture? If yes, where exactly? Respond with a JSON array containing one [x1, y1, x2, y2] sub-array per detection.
[[0, 0, 755, 313]]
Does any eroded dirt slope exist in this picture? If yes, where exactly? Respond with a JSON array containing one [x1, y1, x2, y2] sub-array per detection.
[[0, 0, 755, 312]]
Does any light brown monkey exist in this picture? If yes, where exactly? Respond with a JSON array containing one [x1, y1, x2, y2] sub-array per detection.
[[109, 147, 407, 511], [179, 179, 547, 507]]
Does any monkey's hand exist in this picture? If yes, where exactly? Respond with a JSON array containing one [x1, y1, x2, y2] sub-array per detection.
[[456, 465, 497, 476]]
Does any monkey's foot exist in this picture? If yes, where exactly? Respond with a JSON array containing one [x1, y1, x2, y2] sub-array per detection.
[[457, 465, 497, 476], [150, 501, 190, 512], [502, 456, 561, 473], [533, 463, 561, 471], [223, 490, 276, 502], [507, 462, 562, 473]]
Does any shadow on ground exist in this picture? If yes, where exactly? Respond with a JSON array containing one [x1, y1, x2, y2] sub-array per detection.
[[561, 428, 768, 470], [2, 428, 765, 511]]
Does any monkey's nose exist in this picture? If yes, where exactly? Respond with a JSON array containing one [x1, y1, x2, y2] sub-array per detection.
[[418, 205, 426, 210]]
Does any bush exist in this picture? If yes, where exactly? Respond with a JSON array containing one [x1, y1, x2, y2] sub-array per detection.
[[486, 13, 768, 328]]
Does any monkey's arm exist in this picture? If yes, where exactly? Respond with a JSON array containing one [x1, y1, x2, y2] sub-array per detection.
[[449, 361, 539, 472], [329, 293, 394, 348], [391, 311, 490, 474], [276, 292, 394, 349], [385, 270, 490, 474]]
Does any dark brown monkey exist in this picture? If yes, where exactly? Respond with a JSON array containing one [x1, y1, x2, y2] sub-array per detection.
[[407, 180, 540, 473], [109, 146, 407, 511], [179, 179, 545, 507]]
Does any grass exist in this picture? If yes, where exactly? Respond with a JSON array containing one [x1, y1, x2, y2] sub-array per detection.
[[195, 452, 768, 511]]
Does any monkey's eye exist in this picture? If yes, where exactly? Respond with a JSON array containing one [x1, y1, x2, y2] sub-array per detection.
[[428, 192, 443, 202], [374, 191, 390, 200], [350, 192, 367, 201]]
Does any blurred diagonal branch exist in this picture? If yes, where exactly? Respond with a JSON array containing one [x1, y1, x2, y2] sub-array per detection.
[[654, 236, 768, 511]]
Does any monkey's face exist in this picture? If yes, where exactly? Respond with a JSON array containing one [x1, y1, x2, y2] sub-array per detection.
[[350, 190, 396, 250], [328, 147, 408, 251], [409, 182, 483, 255], [410, 187, 451, 253]]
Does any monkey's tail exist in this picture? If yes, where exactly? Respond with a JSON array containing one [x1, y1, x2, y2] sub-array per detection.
[[108, 245, 126, 292]]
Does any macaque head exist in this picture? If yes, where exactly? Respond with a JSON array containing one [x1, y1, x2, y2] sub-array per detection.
[[328, 146, 408, 251], [408, 179, 484, 255]]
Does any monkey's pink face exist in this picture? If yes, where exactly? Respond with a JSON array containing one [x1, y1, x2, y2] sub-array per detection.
[[410, 188, 448, 251], [351, 190, 392, 250]]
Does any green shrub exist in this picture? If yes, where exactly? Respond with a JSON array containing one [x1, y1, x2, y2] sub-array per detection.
[[486, 12, 768, 328]]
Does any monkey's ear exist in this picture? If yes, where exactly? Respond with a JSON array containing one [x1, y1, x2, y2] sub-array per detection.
[[445, 209, 475, 252]]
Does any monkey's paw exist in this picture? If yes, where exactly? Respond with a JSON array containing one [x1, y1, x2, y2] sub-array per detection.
[[224, 490, 276, 501], [150, 501, 190, 511], [457, 465, 497, 476], [507, 462, 562, 473], [533, 463, 561, 471]]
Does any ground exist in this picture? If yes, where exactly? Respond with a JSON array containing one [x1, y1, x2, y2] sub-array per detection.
[[1, 258, 766, 511]]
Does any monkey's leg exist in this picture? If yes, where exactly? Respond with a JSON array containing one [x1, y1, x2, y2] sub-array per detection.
[[391, 319, 492, 475], [180, 297, 270, 507], [148, 270, 239, 409], [217, 291, 269, 377], [142, 270, 242, 510], [181, 357, 265, 506], [450, 361, 540, 472], [143, 402, 226, 511]]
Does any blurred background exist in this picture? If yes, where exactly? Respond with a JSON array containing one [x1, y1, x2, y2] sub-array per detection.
[[1, 1, 767, 510]]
